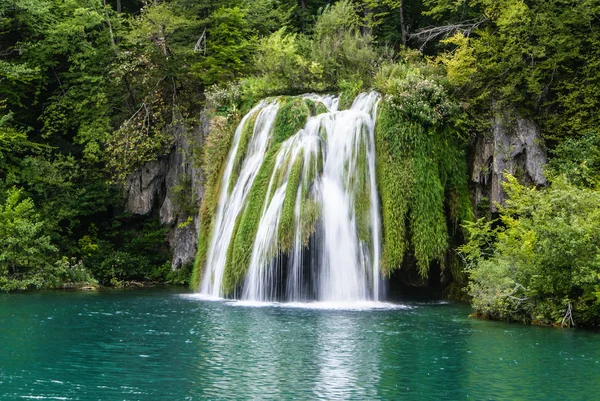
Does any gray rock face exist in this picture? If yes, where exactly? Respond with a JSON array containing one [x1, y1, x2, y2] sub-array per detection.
[[124, 160, 167, 216], [471, 113, 547, 214], [123, 114, 209, 270]]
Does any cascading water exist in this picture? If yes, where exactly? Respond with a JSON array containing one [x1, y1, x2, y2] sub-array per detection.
[[200, 92, 383, 303]]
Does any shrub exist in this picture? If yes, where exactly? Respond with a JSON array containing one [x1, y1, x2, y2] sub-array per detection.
[[461, 175, 600, 328]]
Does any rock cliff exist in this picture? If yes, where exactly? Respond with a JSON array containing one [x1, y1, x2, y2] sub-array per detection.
[[123, 115, 209, 270], [471, 113, 547, 214]]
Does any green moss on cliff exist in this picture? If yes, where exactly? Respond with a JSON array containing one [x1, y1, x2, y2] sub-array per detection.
[[374, 67, 472, 278], [228, 110, 259, 193], [351, 130, 372, 246], [273, 98, 310, 144], [221, 145, 280, 295], [278, 151, 304, 253], [191, 115, 240, 289]]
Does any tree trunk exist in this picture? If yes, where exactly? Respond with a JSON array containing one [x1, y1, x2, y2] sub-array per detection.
[[103, 0, 118, 51], [103, 0, 137, 109], [116, 0, 122, 13], [400, 0, 407, 46], [363, 6, 372, 36]]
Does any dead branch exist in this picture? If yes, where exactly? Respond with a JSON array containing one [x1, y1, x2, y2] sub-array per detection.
[[561, 302, 575, 328], [409, 17, 488, 50], [194, 29, 207, 54]]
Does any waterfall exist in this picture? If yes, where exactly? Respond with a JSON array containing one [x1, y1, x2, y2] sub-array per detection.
[[200, 92, 383, 303]]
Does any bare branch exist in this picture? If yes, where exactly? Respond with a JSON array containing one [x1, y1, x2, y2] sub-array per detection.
[[194, 29, 207, 55], [409, 17, 488, 51]]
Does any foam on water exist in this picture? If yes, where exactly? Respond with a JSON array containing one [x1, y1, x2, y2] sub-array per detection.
[[181, 294, 411, 311]]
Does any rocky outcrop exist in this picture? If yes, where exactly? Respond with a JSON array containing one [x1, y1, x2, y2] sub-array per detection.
[[124, 159, 167, 216], [471, 113, 547, 214], [123, 114, 209, 270]]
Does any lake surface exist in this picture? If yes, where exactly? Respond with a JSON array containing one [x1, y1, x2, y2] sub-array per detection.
[[1, 288, 599, 400]]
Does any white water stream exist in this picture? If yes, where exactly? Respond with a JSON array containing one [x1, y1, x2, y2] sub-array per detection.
[[200, 93, 383, 302]]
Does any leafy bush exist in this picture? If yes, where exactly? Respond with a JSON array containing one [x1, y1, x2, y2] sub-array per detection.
[[547, 131, 600, 189], [460, 174, 600, 328], [238, 0, 380, 101], [0, 188, 56, 277]]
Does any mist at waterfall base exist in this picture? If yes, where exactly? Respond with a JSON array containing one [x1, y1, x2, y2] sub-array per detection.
[[200, 93, 386, 303]]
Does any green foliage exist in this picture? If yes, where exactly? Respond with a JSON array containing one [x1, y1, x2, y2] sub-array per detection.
[[430, 0, 600, 140], [240, 1, 380, 100], [246, 28, 323, 99], [192, 7, 256, 85], [273, 98, 310, 144], [375, 61, 472, 277], [106, 94, 175, 182], [547, 131, 600, 190], [81, 217, 170, 286], [0, 188, 56, 277], [311, 1, 377, 89], [461, 174, 600, 328]]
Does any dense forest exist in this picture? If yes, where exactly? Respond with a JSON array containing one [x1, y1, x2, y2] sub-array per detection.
[[1, 0, 599, 327]]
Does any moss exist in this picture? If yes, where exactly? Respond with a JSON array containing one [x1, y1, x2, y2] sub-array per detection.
[[338, 77, 364, 110], [351, 129, 372, 245], [221, 145, 280, 295], [338, 92, 355, 111], [375, 104, 412, 276], [278, 151, 304, 253], [304, 99, 317, 116], [268, 149, 293, 204], [191, 114, 239, 290], [409, 154, 448, 277], [316, 102, 329, 115], [273, 98, 310, 144], [375, 90, 471, 279], [301, 196, 320, 246], [228, 110, 259, 193], [302, 150, 318, 196]]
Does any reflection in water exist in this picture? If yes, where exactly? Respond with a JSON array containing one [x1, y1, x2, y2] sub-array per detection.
[[313, 312, 380, 399], [1, 290, 600, 400]]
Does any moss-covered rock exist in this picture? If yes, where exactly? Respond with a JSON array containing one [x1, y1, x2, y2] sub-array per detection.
[[273, 98, 310, 144], [278, 151, 304, 253], [228, 110, 259, 194], [222, 145, 280, 295], [191, 115, 240, 290]]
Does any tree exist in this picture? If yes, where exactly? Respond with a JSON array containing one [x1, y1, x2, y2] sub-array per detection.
[[0, 188, 56, 277]]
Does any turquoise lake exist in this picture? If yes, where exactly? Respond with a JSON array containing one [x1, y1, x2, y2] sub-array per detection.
[[1, 288, 599, 400]]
